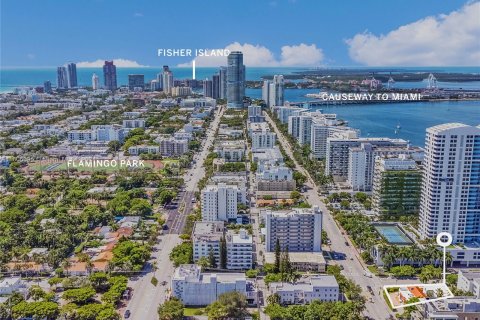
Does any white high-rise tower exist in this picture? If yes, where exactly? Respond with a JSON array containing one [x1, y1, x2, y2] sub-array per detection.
[[419, 123, 480, 244], [92, 73, 99, 90]]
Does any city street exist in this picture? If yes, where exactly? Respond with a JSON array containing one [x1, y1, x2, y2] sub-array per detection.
[[265, 112, 395, 320], [124, 106, 225, 320]]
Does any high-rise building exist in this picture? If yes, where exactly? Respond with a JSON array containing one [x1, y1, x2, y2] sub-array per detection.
[[226, 51, 245, 108], [268, 75, 284, 108], [262, 80, 270, 106], [372, 155, 422, 217], [212, 74, 220, 99], [56, 66, 68, 89], [150, 79, 160, 91], [91, 73, 99, 90], [161, 65, 174, 94], [203, 78, 213, 98], [265, 206, 323, 252], [201, 183, 240, 221], [128, 74, 145, 91], [66, 63, 77, 88], [419, 123, 480, 244], [219, 66, 227, 99], [43, 81, 52, 94], [156, 72, 163, 90], [103, 61, 117, 91]]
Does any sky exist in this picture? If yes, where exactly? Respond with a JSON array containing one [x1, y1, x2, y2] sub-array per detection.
[[1, 0, 479, 68]]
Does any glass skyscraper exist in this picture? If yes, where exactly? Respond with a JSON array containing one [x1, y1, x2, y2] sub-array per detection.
[[67, 63, 78, 88], [103, 61, 117, 91], [226, 51, 245, 108]]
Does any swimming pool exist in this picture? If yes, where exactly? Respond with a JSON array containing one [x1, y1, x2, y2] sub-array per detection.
[[374, 224, 413, 245]]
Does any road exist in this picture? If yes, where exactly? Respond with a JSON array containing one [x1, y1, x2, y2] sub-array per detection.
[[265, 111, 395, 320], [124, 106, 225, 320]]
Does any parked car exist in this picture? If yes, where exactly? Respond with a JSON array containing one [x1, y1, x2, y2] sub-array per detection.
[[124, 310, 131, 318]]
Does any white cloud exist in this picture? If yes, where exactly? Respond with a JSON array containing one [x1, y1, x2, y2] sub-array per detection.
[[177, 42, 324, 67], [346, 2, 480, 66], [26, 53, 36, 60], [76, 59, 148, 68], [133, 12, 143, 18]]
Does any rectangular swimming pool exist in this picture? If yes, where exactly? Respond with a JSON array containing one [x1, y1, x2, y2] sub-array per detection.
[[374, 224, 413, 245]]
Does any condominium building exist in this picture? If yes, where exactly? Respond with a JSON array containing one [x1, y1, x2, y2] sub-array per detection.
[[250, 123, 276, 150], [226, 51, 245, 108], [269, 276, 339, 305], [158, 138, 188, 156], [273, 106, 308, 124], [248, 105, 262, 118], [171, 265, 254, 306], [201, 183, 239, 221], [417, 297, 480, 320], [192, 222, 253, 270], [91, 125, 125, 143], [419, 123, 480, 244], [57, 66, 68, 89], [67, 63, 78, 88], [310, 122, 359, 160], [348, 143, 423, 191], [68, 125, 125, 143], [226, 229, 253, 270], [265, 206, 322, 252], [325, 137, 409, 182], [128, 145, 160, 156], [457, 270, 480, 298], [215, 140, 245, 162], [103, 61, 117, 91], [170, 86, 192, 97], [263, 75, 284, 108], [210, 174, 247, 204], [128, 74, 145, 91], [372, 156, 422, 216], [122, 119, 146, 128], [192, 221, 223, 265], [91, 73, 99, 90], [161, 66, 174, 94]]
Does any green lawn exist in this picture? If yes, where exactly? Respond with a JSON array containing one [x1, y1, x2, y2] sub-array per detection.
[[183, 307, 206, 316]]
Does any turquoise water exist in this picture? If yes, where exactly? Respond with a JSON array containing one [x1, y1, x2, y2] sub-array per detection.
[[374, 224, 413, 245]]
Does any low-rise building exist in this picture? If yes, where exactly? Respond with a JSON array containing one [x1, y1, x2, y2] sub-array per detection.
[[269, 276, 339, 304], [0, 277, 24, 295], [171, 264, 255, 306], [457, 270, 480, 297], [417, 297, 480, 320], [128, 145, 160, 155]]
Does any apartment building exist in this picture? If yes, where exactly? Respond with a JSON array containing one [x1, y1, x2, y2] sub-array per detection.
[[372, 156, 422, 216], [265, 206, 322, 252], [171, 264, 254, 306], [269, 276, 339, 305], [158, 137, 188, 156], [348, 143, 423, 191], [201, 183, 239, 221]]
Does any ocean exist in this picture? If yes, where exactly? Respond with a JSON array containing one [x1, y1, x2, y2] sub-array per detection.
[[1, 67, 479, 147]]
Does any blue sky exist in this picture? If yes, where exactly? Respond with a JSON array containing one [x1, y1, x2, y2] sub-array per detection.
[[1, 0, 478, 67]]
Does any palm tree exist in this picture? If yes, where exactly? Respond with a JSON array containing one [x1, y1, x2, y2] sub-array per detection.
[[62, 259, 72, 276]]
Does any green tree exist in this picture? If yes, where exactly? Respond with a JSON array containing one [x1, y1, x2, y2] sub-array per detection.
[[219, 236, 227, 269], [208, 249, 217, 268], [62, 286, 96, 305], [206, 291, 248, 320], [274, 238, 281, 273], [158, 298, 184, 320], [11, 301, 59, 320]]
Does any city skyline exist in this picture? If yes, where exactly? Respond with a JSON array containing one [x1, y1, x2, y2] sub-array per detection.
[[1, 0, 479, 68]]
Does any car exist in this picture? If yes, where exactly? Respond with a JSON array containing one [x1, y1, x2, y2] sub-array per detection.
[[161, 281, 167, 286], [344, 241, 350, 246], [364, 271, 373, 278], [124, 310, 131, 318]]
